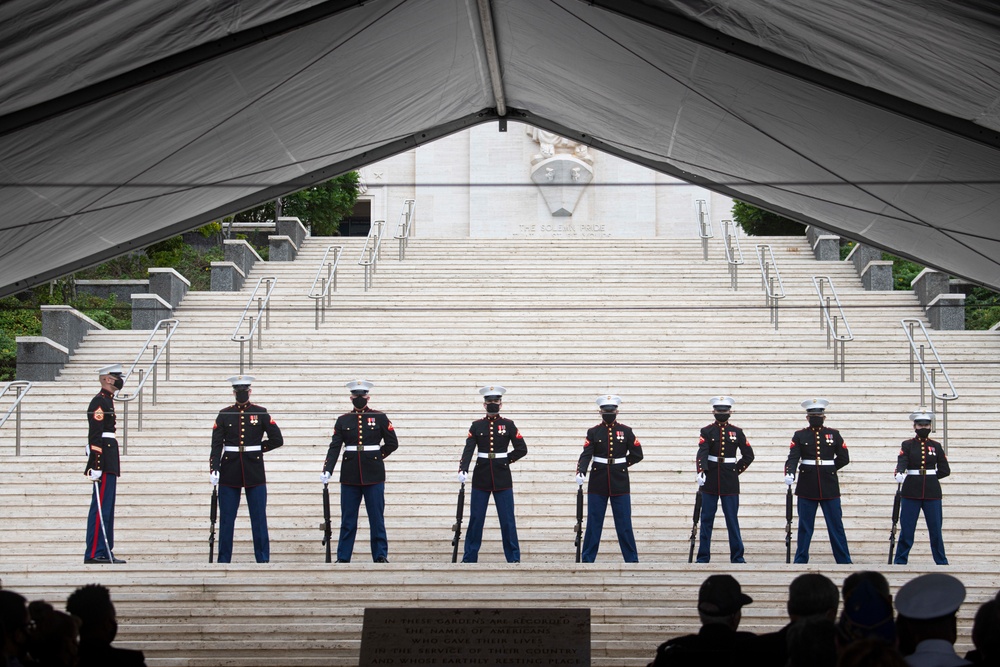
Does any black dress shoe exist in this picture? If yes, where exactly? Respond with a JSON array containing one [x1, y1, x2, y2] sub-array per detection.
[[84, 556, 125, 564], [374, 556, 389, 563], [335, 559, 350, 563]]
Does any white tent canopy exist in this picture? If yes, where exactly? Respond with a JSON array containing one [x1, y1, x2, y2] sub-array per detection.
[[2, 0, 999, 296]]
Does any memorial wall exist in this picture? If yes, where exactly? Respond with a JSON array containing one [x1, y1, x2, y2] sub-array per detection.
[[360, 121, 734, 239]]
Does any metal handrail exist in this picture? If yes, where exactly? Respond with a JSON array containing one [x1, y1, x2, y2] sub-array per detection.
[[307, 246, 344, 330], [811, 276, 854, 381], [359, 220, 385, 291], [696, 199, 712, 260], [755, 244, 786, 330], [116, 319, 179, 452], [394, 199, 415, 260], [231, 276, 277, 373], [0, 381, 32, 455], [901, 318, 959, 451], [722, 220, 744, 290]]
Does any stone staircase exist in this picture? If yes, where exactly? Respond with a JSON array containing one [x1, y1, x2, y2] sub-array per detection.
[[2, 234, 998, 665]]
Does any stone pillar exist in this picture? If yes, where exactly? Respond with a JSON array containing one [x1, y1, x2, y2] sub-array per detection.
[[223, 239, 262, 278], [911, 269, 950, 305], [15, 337, 70, 381], [925, 294, 965, 330], [845, 244, 893, 290], [40, 305, 105, 354], [210, 261, 246, 291], [131, 293, 172, 329], [277, 216, 308, 249], [805, 225, 840, 261], [269, 235, 297, 262], [148, 268, 190, 308]]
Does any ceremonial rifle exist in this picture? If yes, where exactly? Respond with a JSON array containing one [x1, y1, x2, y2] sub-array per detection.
[[321, 482, 332, 563], [574, 483, 584, 563], [688, 490, 702, 563], [209, 485, 218, 563], [785, 486, 793, 564], [888, 482, 902, 565], [451, 482, 466, 563]]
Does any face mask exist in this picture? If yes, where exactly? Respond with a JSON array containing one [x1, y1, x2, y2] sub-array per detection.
[[916, 428, 931, 439], [352, 396, 368, 409], [485, 403, 501, 414], [112, 377, 124, 390], [715, 413, 730, 423], [235, 389, 250, 404], [602, 413, 616, 424], [808, 415, 825, 428]]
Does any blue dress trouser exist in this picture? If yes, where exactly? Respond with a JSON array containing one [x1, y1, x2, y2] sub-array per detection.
[[581, 493, 638, 563], [696, 493, 745, 563], [337, 482, 388, 562], [84, 473, 117, 560], [894, 498, 948, 565], [218, 484, 269, 563], [463, 487, 520, 562], [794, 496, 852, 564]]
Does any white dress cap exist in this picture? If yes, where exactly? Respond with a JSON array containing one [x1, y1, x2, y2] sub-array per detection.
[[596, 394, 622, 409], [479, 385, 507, 398], [97, 363, 123, 376], [227, 375, 255, 387], [801, 397, 830, 412], [710, 396, 736, 410], [909, 407, 934, 422], [895, 573, 965, 620], [346, 379, 375, 393]]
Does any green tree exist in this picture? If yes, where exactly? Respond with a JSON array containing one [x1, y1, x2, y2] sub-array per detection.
[[731, 201, 806, 236], [234, 172, 360, 236]]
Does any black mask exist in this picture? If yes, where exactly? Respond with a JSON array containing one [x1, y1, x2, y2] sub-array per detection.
[[916, 428, 931, 439], [112, 376, 124, 390], [808, 415, 825, 428], [235, 389, 249, 404], [602, 413, 616, 424], [485, 403, 501, 414], [352, 396, 368, 409], [715, 413, 730, 423]]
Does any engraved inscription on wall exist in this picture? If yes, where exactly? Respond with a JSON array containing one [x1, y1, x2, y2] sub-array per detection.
[[515, 223, 611, 238]]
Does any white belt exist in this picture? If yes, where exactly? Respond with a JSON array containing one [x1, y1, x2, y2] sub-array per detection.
[[478, 452, 507, 459], [101, 432, 116, 439], [800, 460, 835, 466], [594, 456, 627, 464], [907, 469, 936, 476], [344, 446, 371, 452], [708, 455, 736, 463], [224, 445, 261, 452]]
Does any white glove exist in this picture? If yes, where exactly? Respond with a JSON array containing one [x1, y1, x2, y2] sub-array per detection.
[[895, 472, 906, 484], [457, 470, 468, 484], [85, 444, 91, 457], [320, 471, 331, 485], [697, 472, 706, 487], [784, 474, 795, 486], [89, 469, 102, 482], [210, 470, 219, 487], [576, 474, 585, 486]]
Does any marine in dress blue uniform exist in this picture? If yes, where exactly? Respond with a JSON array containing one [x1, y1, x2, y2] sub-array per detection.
[[893, 408, 950, 565], [458, 385, 528, 563], [210, 375, 283, 563], [84, 364, 126, 564], [695, 396, 754, 563], [321, 380, 398, 563], [577, 394, 643, 562], [784, 398, 852, 564]]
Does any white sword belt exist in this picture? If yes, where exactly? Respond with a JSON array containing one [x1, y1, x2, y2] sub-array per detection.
[[800, 460, 835, 466], [594, 456, 627, 464], [906, 469, 936, 475], [344, 446, 374, 452], [707, 455, 736, 463], [101, 432, 116, 439], [223, 445, 261, 452], [477, 452, 507, 459]]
